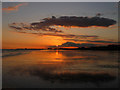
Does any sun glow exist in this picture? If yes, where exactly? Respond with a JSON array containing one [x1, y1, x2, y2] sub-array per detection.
[[56, 50, 59, 55]]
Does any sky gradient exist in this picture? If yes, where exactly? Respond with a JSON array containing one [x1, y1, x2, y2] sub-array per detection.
[[2, 2, 118, 49]]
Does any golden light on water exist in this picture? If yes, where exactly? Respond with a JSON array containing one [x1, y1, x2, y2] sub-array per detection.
[[56, 50, 59, 55]]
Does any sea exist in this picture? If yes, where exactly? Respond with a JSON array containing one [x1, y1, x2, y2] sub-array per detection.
[[2, 49, 119, 88]]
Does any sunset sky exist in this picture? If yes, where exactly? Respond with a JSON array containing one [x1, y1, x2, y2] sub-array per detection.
[[2, 2, 118, 49]]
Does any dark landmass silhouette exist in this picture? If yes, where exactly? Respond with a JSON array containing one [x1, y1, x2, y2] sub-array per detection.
[[2, 44, 120, 51], [48, 44, 120, 51]]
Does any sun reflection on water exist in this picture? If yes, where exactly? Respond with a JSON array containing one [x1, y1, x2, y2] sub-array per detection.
[[56, 50, 59, 55]]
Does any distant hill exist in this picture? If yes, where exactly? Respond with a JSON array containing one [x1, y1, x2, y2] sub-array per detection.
[[48, 44, 120, 51]]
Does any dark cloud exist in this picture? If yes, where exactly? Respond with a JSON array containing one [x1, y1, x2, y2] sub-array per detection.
[[58, 42, 99, 47], [9, 25, 23, 30], [9, 22, 63, 33], [9, 15, 116, 34], [31, 16, 116, 27], [64, 39, 119, 44], [87, 40, 119, 44]]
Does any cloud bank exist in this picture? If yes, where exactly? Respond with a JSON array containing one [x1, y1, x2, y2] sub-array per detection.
[[31, 16, 116, 27], [9, 15, 116, 33]]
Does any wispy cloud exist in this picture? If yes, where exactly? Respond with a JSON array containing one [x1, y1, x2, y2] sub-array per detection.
[[2, 3, 28, 12], [11, 31, 98, 39], [64, 38, 119, 44], [87, 40, 119, 44]]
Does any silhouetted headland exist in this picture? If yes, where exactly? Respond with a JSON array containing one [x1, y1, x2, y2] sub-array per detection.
[[2, 44, 120, 51], [48, 44, 120, 51]]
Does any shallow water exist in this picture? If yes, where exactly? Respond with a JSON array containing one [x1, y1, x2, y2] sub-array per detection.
[[2, 50, 119, 88]]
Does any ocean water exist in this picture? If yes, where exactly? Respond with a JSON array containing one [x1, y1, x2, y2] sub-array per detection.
[[2, 50, 119, 88]]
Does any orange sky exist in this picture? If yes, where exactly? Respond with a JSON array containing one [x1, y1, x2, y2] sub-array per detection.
[[2, 2, 118, 49]]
